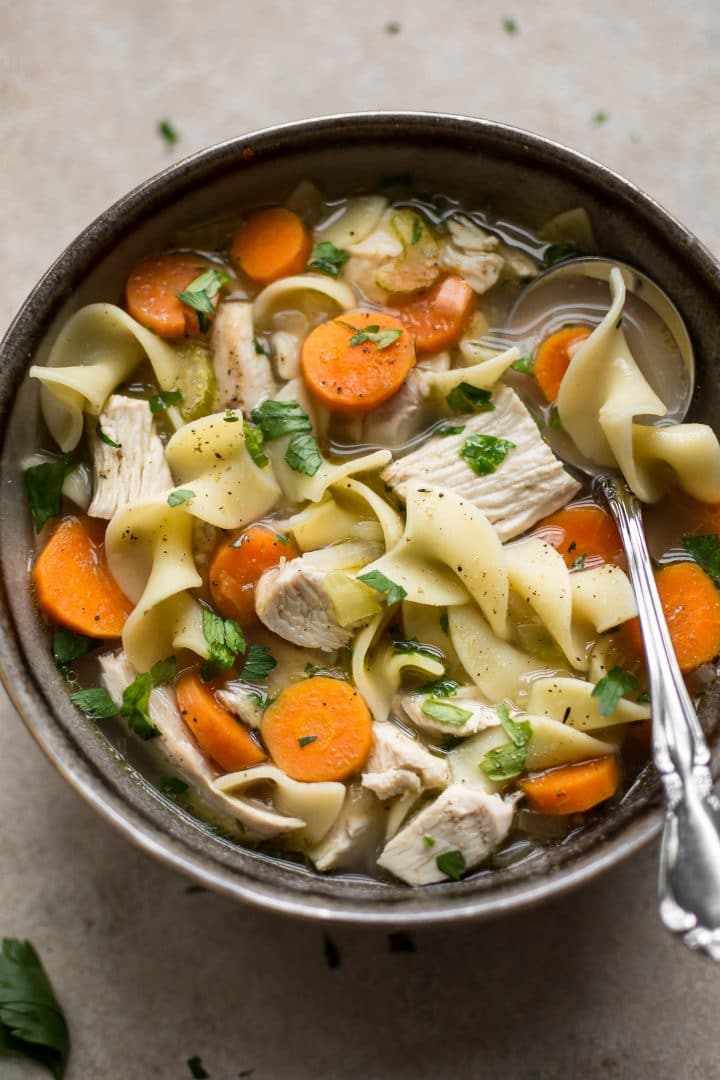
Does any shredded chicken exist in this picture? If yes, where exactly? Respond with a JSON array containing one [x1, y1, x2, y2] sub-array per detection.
[[212, 299, 276, 411], [87, 395, 172, 519], [394, 686, 500, 737], [361, 722, 449, 800], [255, 557, 351, 652]]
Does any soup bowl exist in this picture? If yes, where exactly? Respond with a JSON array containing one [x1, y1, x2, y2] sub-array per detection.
[[2, 111, 720, 925]]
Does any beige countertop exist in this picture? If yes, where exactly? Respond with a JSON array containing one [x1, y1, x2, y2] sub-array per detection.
[[2, 2, 720, 1077]]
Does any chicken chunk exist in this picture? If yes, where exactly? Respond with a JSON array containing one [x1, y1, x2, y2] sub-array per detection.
[[212, 299, 276, 411], [382, 386, 580, 541], [254, 557, 351, 652], [341, 369, 434, 449], [216, 681, 264, 729], [309, 785, 384, 871], [377, 784, 514, 886], [87, 395, 173, 519], [361, 722, 449, 800], [394, 686, 501, 737]]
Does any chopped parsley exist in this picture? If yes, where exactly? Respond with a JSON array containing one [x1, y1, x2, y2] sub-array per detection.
[[511, 353, 534, 374], [283, 432, 322, 476], [253, 336, 270, 356], [323, 933, 342, 969], [544, 242, 580, 266], [201, 610, 246, 680], [176, 268, 232, 332], [385, 20, 401, 33], [24, 454, 72, 532], [250, 399, 322, 476], [0, 937, 69, 1080], [480, 704, 532, 781], [69, 686, 117, 720], [637, 692, 651, 704], [460, 433, 515, 476], [436, 424, 466, 436], [308, 241, 349, 278], [570, 553, 586, 571], [240, 645, 277, 681], [120, 657, 176, 740], [436, 849, 466, 881], [411, 216, 423, 245], [356, 570, 407, 606], [548, 405, 563, 429], [223, 410, 240, 422], [298, 735, 318, 748], [416, 677, 459, 697], [168, 488, 195, 507], [338, 321, 402, 350], [592, 110, 610, 126], [421, 699, 473, 727], [502, 15, 518, 34], [445, 382, 494, 414], [157, 119, 180, 146], [187, 1057, 209, 1079], [391, 638, 443, 661], [591, 666, 640, 717], [243, 420, 269, 468], [423, 834, 436, 848], [159, 776, 190, 797], [682, 534, 720, 586], [52, 627, 94, 675], [148, 388, 183, 413], [96, 423, 121, 449], [388, 931, 416, 953]]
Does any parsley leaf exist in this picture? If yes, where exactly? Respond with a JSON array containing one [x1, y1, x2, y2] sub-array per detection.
[[591, 667, 640, 717], [148, 389, 183, 413], [416, 677, 459, 697], [253, 336, 270, 356], [391, 639, 443, 661], [570, 553, 586, 571], [423, 834, 436, 848], [177, 268, 232, 332], [459, 433, 515, 476], [168, 489, 195, 507], [548, 405, 563, 430], [436, 424, 466, 436], [159, 777, 189, 797], [480, 704, 532, 780], [24, 455, 71, 532], [511, 353, 534, 374], [436, 849, 466, 881], [592, 110, 610, 126], [284, 432, 322, 476], [51, 628, 93, 675], [308, 241, 349, 278], [70, 687, 117, 719], [356, 570, 407, 606], [158, 119, 180, 146], [201, 610, 246, 680], [339, 322, 403, 350], [121, 674, 158, 740], [186, 1057, 209, 1079], [298, 735, 318, 748], [682, 534, 720, 585], [421, 699, 473, 727], [250, 400, 313, 440], [502, 15, 518, 34], [241, 645, 277, 681], [498, 703, 532, 748], [223, 410, 239, 422], [0, 937, 69, 1080], [411, 216, 423, 244], [243, 421, 269, 468], [544, 242, 580, 266], [445, 383, 495, 413], [96, 423, 121, 449]]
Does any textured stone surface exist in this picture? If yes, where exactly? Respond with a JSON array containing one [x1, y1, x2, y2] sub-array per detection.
[[2, 2, 720, 1077]]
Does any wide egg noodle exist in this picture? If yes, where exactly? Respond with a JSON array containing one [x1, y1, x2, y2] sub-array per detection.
[[448, 603, 539, 702], [213, 766, 346, 845], [30, 303, 178, 452], [252, 274, 355, 329], [316, 195, 388, 250], [526, 674, 650, 731], [351, 613, 445, 723], [422, 345, 521, 403]]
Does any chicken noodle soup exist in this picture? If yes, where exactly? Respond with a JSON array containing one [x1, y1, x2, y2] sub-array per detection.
[[24, 184, 720, 886]]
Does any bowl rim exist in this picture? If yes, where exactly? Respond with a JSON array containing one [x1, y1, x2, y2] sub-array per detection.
[[2, 109, 714, 925]]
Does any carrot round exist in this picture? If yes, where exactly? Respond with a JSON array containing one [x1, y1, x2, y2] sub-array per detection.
[[125, 252, 215, 339], [532, 504, 625, 570], [261, 676, 373, 782], [231, 207, 312, 284], [176, 670, 266, 772], [32, 516, 133, 638], [534, 325, 592, 401], [301, 309, 415, 413], [209, 524, 299, 624], [623, 561, 720, 673], [393, 275, 475, 353], [520, 755, 620, 815]]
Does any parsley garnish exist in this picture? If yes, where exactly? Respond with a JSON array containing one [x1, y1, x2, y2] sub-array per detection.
[[240, 645, 276, 681], [637, 692, 651, 704], [592, 110, 610, 126], [243, 421, 269, 468], [544, 242, 580, 266], [388, 931, 416, 953], [120, 657, 176, 741], [391, 639, 442, 661], [502, 15, 518, 33], [283, 432, 322, 476], [167, 489, 195, 507], [308, 241, 349, 278], [69, 686, 117, 720], [570, 553, 586, 571], [177, 268, 232, 332], [0, 937, 69, 1079], [436, 849, 466, 881], [423, 834, 436, 848], [591, 667, 640, 717], [411, 216, 423, 244], [356, 570, 407, 606], [253, 336, 270, 356], [323, 933, 342, 968], [250, 400, 322, 476], [148, 389, 183, 413], [548, 405, 563, 430], [511, 353, 534, 374], [52, 627, 93, 675], [201, 610, 246, 680], [298, 735, 318, 748], [385, 20, 401, 33], [460, 433, 515, 476], [223, 410, 239, 422], [24, 455, 71, 532], [158, 119, 180, 146], [436, 424, 466, 436], [445, 383, 495, 413], [416, 677, 459, 697], [421, 699, 472, 727], [682, 534, 720, 585], [338, 321, 402, 350], [96, 423, 121, 449], [159, 777, 189, 797], [187, 1057, 209, 1079], [480, 704, 532, 780]]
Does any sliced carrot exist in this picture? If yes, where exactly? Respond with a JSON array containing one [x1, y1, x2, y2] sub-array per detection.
[[301, 309, 415, 413], [209, 524, 300, 624], [231, 207, 312, 284], [176, 669, 266, 772], [531, 504, 625, 570], [125, 252, 217, 339], [520, 755, 620, 815], [32, 516, 133, 638], [623, 561, 720, 673], [392, 275, 475, 354], [534, 325, 592, 401], [261, 676, 373, 782]]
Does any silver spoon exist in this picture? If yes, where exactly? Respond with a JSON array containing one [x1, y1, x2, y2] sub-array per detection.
[[509, 256, 720, 961]]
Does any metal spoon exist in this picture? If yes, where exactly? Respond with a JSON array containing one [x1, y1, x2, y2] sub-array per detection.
[[510, 257, 720, 961]]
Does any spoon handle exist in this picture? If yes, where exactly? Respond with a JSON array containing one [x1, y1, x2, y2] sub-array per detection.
[[595, 473, 720, 960]]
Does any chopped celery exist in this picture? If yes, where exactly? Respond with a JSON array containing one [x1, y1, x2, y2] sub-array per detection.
[[375, 209, 441, 294], [175, 343, 215, 421]]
